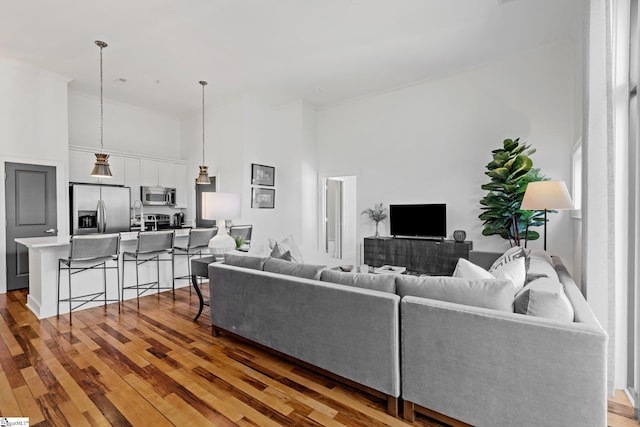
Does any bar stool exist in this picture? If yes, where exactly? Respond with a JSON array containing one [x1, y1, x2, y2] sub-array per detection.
[[229, 225, 252, 251], [57, 233, 121, 325], [173, 227, 218, 294], [121, 230, 175, 307]]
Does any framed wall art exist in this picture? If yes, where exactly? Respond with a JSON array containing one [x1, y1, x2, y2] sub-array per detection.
[[251, 187, 275, 209], [251, 163, 275, 186]]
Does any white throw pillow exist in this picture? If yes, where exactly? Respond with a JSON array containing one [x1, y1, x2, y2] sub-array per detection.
[[490, 257, 526, 293], [453, 258, 495, 280], [454, 257, 525, 293], [489, 246, 526, 271]]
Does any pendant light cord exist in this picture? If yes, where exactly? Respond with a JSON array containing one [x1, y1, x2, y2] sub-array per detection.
[[95, 40, 108, 151], [200, 81, 207, 165], [100, 44, 104, 150]]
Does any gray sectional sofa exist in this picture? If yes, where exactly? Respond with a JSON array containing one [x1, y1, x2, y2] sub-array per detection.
[[208, 251, 608, 426]]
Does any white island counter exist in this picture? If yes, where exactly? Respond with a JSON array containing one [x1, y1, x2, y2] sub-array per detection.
[[16, 230, 192, 319]]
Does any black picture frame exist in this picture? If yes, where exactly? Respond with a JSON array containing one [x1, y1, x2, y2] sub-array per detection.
[[251, 163, 275, 186], [251, 188, 275, 209]]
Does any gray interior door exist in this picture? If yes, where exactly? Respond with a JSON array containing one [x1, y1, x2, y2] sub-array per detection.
[[195, 176, 216, 228], [5, 162, 57, 291]]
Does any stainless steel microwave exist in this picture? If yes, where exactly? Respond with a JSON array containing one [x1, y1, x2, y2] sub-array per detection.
[[141, 186, 176, 206]]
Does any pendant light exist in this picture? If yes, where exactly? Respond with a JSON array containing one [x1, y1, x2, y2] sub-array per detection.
[[196, 80, 211, 185], [90, 40, 112, 178]]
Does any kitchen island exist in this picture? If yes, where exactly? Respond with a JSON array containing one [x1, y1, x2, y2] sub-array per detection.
[[16, 230, 193, 319]]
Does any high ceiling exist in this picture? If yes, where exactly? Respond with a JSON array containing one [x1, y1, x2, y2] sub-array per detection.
[[0, 0, 581, 117]]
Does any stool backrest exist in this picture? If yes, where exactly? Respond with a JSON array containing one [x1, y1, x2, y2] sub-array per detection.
[[69, 234, 120, 261], [229, 225, 252, 244], [137, 230, 174, 254], [188, 227, 218, 249]]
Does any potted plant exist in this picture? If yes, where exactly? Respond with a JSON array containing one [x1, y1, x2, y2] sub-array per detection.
[[362, 203, 388, 238], [479, 138, 548, 247]]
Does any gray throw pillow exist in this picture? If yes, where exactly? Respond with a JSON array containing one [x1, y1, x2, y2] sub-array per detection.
[[514, 277, 575, 322], [270, 243, 292, 261], [396, 275, 514, 312], [263, 258, 325, 280], [224, 253, 267, 271], [319, 269, 396, 293]]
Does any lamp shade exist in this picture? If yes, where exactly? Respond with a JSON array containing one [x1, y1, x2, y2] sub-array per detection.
[[202, 192, 241, 220], [520, 181, 574, 210]]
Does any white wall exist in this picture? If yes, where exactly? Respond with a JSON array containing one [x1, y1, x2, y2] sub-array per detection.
[[0, 57, 70, 293], [68, 92, 181, 159], [181, 97, 319, 251], [317, 41, 577, 273]]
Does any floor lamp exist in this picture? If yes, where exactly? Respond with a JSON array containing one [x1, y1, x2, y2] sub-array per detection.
[[520, 181, 574, 251], [202, 192, 241, 255]]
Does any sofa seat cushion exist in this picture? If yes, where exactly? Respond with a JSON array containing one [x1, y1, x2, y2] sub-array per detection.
[[320, 269, 396, 293], [224, 252, 267, 270], [514, 277, 575, 322], [263, 257, 325, 280], [396, 275, 514, 312]]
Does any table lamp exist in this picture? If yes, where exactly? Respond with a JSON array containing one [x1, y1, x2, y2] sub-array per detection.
[[202, 192, 241, 254], [520, 180, 574, 251]]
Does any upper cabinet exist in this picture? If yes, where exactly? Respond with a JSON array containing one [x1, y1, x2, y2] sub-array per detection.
[[174, 164, 188, 208], [124, 157, 141, 203], [140, 160, 177, 188], [69, 147, 189, 209], [69, 149, 125, 186]]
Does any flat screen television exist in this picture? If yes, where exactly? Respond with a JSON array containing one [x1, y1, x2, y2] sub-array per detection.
[[389, 204, 446, 239]]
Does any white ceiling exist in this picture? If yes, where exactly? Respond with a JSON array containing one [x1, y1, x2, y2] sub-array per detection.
[[0, 0, 581, 117]]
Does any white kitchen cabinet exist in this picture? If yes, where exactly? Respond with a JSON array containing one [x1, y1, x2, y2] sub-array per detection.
[[69, 149, 125, 186], [174, 164, 189, 208], [158, 161, 176, 188], [140, 159, 159, 187], [140, 159, 178, 189], [124, 157, 141, 204]]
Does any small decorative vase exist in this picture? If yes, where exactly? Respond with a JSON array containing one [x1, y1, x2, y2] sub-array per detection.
[[453, 230, 466, 242], [375, 222, 380, 238]]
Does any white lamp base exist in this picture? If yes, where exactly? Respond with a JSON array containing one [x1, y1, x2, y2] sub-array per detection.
[[208, 220, 236, 255]]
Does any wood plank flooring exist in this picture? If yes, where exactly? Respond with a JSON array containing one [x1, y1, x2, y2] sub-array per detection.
[[0, 287, 637, 426]]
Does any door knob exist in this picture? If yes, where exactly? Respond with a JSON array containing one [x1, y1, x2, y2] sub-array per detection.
[[44, 228, 57, 234]]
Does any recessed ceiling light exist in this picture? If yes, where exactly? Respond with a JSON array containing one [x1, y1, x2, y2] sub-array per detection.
[[313, 88, 322, 93]]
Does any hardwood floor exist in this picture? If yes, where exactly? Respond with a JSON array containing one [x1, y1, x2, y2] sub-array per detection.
[[0, 287, 637, 426]]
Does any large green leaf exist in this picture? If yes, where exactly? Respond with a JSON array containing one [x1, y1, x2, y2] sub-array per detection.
[[488, 168, 510, 181], [479, 137, 551, 245]]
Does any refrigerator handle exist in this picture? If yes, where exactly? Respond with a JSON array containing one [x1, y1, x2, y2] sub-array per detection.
[[97, 199, 106, 233], [103, 200, 107, 232], [96, 200, 102, 233]]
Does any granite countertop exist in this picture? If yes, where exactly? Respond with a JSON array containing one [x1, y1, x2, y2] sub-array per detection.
[[16, 228, 191, 249]]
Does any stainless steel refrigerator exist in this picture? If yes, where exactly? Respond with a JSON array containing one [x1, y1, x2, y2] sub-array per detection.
[[70, 184, 131, 235]]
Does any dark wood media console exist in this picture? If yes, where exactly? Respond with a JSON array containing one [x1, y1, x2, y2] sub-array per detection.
[[363, 237, 472, 275]]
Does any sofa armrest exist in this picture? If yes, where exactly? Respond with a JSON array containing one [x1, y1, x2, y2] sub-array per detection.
[[209, 263, 401, 397], [401, 296, 607, 427]]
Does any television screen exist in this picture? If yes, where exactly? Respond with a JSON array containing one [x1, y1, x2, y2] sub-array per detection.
[[389, 204, 446, 239]]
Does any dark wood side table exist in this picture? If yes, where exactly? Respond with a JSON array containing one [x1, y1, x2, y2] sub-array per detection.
[[190, 255, 220, 321]]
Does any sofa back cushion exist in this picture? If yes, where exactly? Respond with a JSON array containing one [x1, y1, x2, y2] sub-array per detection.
[[263, 258, 326, 280], [224, 252, 267, 270], [527, 252, 559, 283], [396, 275, 514, 312], [514, 277, 575, 322], [320, 269, 396, 293]]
